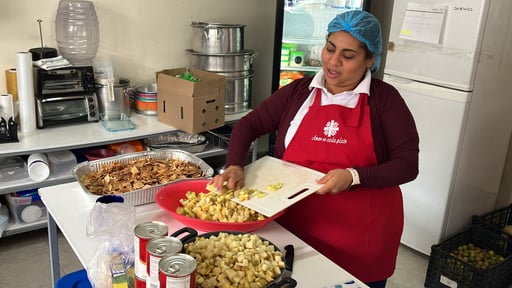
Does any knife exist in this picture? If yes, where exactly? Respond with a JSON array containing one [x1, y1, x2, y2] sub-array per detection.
[[268, 244, 297, 288]]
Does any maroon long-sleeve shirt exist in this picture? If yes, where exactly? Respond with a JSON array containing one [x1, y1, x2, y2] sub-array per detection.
[[226, 76, 419, 188]]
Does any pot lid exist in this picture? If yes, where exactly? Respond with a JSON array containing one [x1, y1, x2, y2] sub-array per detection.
[[191, 21, 246, 29], [185, 49, 255, 57]]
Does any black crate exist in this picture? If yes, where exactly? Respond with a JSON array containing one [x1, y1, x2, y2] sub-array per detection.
[[473, 204, 512, 239], [425, 225, 512, 288], [206, 126, 232, 150]]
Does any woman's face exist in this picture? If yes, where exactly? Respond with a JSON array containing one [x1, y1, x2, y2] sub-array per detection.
[[321, 31, 374, 94]]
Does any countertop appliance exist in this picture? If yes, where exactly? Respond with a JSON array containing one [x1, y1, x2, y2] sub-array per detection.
[[384, 0, 512, 254], [34, 66, 99, 128]]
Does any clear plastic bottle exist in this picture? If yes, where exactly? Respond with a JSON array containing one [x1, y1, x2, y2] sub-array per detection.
[[55, 0, 99, 66]]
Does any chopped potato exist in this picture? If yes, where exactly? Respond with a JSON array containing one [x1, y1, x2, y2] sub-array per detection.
[[184, 233, 285, 288], [177, 190, 266, 222], [265, 182, 284, 192]]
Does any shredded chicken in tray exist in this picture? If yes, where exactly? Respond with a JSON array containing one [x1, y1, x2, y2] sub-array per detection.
[[79, 158, 205, 195]]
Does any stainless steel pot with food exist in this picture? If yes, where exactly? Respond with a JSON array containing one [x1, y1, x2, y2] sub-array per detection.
[[191, 22, 245, 53], [186, 49, 257, 72]]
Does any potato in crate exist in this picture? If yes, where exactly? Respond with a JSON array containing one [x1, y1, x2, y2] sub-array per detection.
[[425, 225, 512, 288]]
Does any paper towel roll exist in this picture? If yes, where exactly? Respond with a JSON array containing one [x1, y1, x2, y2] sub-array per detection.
[[0, 93, 14, 120], [5, 68, 18, 102], [16, 52, 37, 135]]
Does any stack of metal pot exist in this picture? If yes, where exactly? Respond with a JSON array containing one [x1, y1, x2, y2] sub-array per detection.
[[187, 21, 257, 114]]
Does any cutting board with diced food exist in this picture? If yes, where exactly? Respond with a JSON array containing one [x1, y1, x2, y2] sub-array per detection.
[[232, 156, 325, 217]]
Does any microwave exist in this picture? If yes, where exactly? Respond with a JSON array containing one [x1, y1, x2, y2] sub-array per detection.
[[36, 94, 99, 128]]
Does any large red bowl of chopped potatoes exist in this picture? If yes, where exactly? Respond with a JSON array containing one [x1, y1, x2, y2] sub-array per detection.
[[155, 179, 285, 232]]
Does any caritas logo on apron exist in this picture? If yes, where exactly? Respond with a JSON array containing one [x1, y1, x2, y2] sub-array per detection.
[[311, 120, 348, 145]]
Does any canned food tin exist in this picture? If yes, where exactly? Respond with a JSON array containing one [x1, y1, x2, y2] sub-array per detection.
[[134, 221, 169, 279], [134, 275, 146, 288], [158, 253, 196, 288], [146, 236, 183, 288]]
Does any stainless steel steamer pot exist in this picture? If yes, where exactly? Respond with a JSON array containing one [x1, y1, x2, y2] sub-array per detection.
[[216, 71, 253, 114], [186, 49, 257, 72], [191, 22, 245, 53]]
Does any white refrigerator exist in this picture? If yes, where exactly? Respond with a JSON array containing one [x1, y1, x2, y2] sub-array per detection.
[[383, 0, 512, 255]]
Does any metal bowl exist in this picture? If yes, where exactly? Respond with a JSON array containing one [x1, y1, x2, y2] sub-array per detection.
[[135, 83, 157, 94]]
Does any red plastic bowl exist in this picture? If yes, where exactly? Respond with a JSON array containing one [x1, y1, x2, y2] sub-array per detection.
[[155, 179, 285, 232]]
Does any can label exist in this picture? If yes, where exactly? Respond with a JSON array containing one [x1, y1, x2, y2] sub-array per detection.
[[147, 237, 183, 288], [159, 254, 196, 288], [134, 221, 168, 279], [134, 275, 146, 288]]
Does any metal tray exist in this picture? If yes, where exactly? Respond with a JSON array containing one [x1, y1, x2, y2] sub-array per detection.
[[73, 150, 214, 206], [144, 131, 208, 153]]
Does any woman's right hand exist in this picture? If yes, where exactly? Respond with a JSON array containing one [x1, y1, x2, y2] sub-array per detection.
[[210, 165, 245, 192]]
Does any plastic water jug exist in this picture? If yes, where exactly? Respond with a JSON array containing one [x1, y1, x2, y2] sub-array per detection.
[[55, 0, 99, 65]]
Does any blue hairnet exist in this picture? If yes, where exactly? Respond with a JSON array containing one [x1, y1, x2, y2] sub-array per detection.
[[327, 10, 382, 73]]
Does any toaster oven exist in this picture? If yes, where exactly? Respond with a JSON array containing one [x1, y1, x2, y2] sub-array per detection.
[[36, 94, 99, 128], [34, 66, 99, 128]]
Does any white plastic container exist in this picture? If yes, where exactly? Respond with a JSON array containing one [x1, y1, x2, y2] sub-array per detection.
[[47, 150, 77, 178], [27, 153, 50, 182], [5, 192, 47, 224]]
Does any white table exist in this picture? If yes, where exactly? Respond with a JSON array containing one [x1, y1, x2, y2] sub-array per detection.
[[39, 182, 368, 288]]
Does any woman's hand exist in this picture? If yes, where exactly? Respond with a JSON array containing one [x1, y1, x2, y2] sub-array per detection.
[[210, 165, 245, 191], [315, 168, 353, 194]]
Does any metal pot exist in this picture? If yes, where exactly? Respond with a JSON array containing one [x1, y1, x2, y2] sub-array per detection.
[[95, 78, 131, 118], [216, 71, 253, 114], [191, 22, 245, 53], [170, 227, 295, 288], [186, 49, 257, 72]]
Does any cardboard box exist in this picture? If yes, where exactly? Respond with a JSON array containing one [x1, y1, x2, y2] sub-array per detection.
[[157, 68, 225, 134]]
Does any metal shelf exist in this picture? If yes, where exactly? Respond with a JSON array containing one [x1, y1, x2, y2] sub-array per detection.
[[281, 65, 321, 72], [1, 217, 48, 237]]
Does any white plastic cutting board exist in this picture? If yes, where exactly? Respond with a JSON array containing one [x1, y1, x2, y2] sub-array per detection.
[[232, 156, 325, 217]]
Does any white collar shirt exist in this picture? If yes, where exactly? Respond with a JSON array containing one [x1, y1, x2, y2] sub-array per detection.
[[284, 69, 372, 147]]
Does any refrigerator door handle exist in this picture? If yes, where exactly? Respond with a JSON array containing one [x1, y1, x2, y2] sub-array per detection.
[[383, 74, 414, 84]]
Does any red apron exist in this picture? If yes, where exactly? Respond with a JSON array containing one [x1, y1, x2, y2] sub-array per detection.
[[279, 89, 403, 282]]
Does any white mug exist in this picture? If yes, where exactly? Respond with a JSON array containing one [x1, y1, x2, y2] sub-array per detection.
[[27, 153, 50, 182]]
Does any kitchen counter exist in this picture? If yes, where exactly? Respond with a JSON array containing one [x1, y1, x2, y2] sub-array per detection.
[[39, 181, 368, 288]]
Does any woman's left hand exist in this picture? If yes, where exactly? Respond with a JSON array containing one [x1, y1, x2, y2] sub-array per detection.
[[315, 168, 353, 194]]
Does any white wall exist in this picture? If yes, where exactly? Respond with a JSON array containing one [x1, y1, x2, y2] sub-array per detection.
[[0, 0, 277, 107]]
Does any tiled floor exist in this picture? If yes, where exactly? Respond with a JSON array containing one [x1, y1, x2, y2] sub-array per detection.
[[0, 227, 430, 288]]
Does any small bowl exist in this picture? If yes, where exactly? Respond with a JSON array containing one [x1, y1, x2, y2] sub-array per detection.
[[135, 99, 158, 112], [85, 148, 117, 161], [135, 83, 157, 96]]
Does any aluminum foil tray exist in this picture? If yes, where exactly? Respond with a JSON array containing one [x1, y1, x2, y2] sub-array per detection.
[[72, 150, 214, 206], [144, 131, 208, 153]]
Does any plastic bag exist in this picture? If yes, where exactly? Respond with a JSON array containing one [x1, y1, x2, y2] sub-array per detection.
[[88, 240, 134, 288], [86, 199, 135, 287]]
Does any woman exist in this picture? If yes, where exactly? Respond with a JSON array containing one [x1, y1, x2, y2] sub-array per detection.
[[211, 10, 419, 288]]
